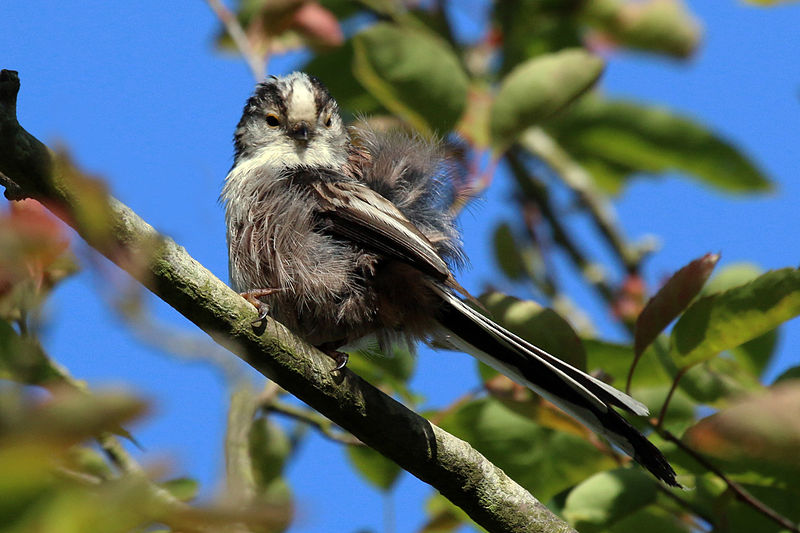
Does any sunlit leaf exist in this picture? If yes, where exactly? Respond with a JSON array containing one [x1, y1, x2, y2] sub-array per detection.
[[352, 22, 468, 134], [670, 268, 800, 369], [348, 345, 417, 403], [546, 95, 772, 194], [607, 505, 691, 533], [346, 445, 401, 491], [161, 477, 199, 502], [581, 0, 701, 58], [479, 291, 586, 370], [490, 49, 604, 152], [563, 468, 657, 532]]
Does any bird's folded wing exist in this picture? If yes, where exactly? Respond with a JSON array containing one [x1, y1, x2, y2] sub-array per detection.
[[310, 180, 451, 281]]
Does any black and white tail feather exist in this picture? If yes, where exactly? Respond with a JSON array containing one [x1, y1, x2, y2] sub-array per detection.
[[433, 287, 678, 486]]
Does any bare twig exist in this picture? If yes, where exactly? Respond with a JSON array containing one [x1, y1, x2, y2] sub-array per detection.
[[206, 0, 266, 80], [656, 367, 687, 428], [265, 400, 363, 446]]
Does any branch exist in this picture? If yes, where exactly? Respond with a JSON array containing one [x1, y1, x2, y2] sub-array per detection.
[[0, 69, 576, 533]]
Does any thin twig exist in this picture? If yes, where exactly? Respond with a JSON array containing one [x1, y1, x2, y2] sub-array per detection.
[[206, 0, 266, 80], [657, 427, 800, 533], [264, 401, 363, 446], [656, 367, 687, 428]]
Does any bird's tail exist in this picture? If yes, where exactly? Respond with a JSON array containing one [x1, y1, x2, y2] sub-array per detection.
[[432, 286, 679, 487]]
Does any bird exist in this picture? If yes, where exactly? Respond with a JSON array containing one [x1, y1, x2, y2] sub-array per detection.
[[221, 72, 679, 487]]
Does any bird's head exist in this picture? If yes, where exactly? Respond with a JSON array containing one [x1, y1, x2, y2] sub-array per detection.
[[233, 72, 349, 169]]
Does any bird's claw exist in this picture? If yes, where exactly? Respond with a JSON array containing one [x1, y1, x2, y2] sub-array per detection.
[[327, 350, 349, 373], [239, 288, 282, 325]]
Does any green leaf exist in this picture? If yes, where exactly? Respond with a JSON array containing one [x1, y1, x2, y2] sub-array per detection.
[[670, 268, 800, 369], [160, 477, 199, 502], [479, 291, 586, 370], [249, 416, 291, 488], [581, 0, 701, 58], [702, 262, 762, 295], [439, 397, 615, 501], [351, 22, 468, 134], [490, 49, 604, 152], [346, 445, 401, 491], [492, 0, 582, 75], [563, 468, 658, 532], [492, 223, 527, 281], [303, 40, 383, 117], [347, 345, 418, 403], [701, 263, 781, 377], [583, 339, 667, 389], [546, 95, 772, 194], [775, 366, 800, 384], [607, 506, 691, 533]]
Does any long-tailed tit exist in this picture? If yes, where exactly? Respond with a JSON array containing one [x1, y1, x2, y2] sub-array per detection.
[[221, 72, 678, 486]]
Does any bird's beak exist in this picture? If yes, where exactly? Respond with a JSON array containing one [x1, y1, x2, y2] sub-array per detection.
[[289, 121, 312, 142]]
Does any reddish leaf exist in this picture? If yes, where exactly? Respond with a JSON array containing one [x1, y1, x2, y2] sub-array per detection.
[[684, 382, 800, 467], [628, 253, 718, 392], [0, 199, 72, 295], [289, 2, 343, 48], [634, 253, 719, 357], [612, 274, 646, 323]]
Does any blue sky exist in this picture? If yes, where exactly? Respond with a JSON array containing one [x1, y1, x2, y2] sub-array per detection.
[[2, 1, 799, 532]]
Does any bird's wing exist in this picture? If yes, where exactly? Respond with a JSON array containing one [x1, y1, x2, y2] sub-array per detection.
[[310, 180, 451, 282]]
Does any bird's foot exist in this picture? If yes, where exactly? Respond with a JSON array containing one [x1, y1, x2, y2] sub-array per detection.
[[240, 288, 282, 324]]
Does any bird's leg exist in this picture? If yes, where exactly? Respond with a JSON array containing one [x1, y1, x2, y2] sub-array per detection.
[[240, 288, 282, 324], [317, 341, 349, 373]]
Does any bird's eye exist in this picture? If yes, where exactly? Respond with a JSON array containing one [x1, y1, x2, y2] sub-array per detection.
[[265, 114, 280, 127], [324, 114, 332, 128]]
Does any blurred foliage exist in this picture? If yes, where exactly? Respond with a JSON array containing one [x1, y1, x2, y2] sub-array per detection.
[[2, 0, 797, 532]]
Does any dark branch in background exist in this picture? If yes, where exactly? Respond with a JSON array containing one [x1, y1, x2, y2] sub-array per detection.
[[506, 147, 617, 306], [0, 70, 576, 533], [519, 128, 646, 275]]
